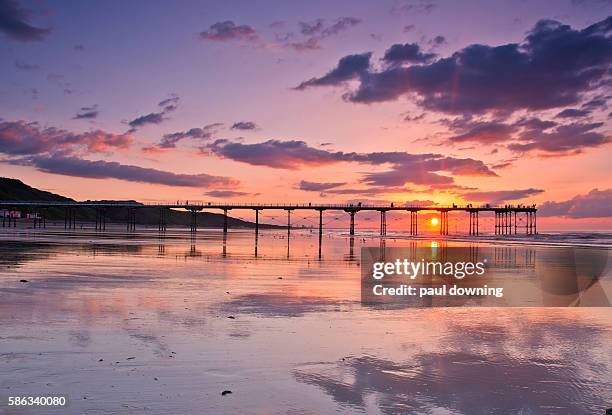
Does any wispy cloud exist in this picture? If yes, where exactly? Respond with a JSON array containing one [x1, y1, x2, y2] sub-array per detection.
[[461, 188, 544, 204], [14, 59, 39, 70], [199, 21, 258, 42], [204, 190, 250, 198], [73, 105, 99, 120], [144, 123, 222, 152], [127, 95, 179, 132], [231, 121, 258, 131], [298, 180, 347, 191], [17, 155, 238, 188]]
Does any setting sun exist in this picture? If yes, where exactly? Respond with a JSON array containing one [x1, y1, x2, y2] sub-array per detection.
[[430, 218, 439, 226]]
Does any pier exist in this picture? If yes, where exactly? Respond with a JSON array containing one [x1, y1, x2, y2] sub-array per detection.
[[0, 201, 537, 236]]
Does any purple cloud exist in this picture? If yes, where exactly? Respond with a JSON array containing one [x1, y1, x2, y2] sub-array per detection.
[[299, 180, 347, 191], [447, 121, 518, 144], [285, 17, 361, 51], [0, 0, 50, 41], [295, 53, 372, 89], [323, 186, 415, 196], [539, 189, 612, 218], [206, 139, 496, 187], [382, 43, 436, 64], [199, 21, 258, 42], [555, 108, 591, 118], [443, 116, 609, 155], [205, 190, 250, 198], [17, 155, 238, 188], [461, 188, 544, 204], [429, 35, 447, 47], [73, 105, 99, 120], [207, 139, 345, 169], [154, 123, 221, 149], [0, 119, 132, 156], [510, 121, 609, 155], [391, 1, 436, 14], [128, 95, 179, 131], [298, 17, 612, 115], [231, 121, 258, 131]]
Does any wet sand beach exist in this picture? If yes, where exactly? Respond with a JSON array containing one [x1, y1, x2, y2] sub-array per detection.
[[0, 227, 611, 414]]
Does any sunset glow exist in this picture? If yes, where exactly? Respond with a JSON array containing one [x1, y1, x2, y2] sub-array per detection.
[[0, 1, 610, 230]]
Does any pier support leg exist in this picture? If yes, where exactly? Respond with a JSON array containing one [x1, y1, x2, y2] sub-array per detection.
[[68, 208, 76, 230], [469, 211, 472, 236], [494, 212, 497, 235], [496, 212, 500, 235], [379, 211, 387, 236], [469, 211, 479, 236], [526, 212, 531, 235], [446, 212, 449, 235], [318, 209, 323, 259], [287, 210, 291, 235], [349, 211, 355, 235], [190, 210, 197, 233], [223, 209, 228, 234], [255, 209, 259, 236], [507, 211, 511, 235], [159, 208, 167, 232], [409, 211, 418, 236], [254, 209, 259, 257], [126, 208, 136, 232], [439, 211, 448, 235]]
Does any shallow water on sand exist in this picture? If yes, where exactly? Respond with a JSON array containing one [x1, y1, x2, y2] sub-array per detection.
[[0, 227, 611, 414]]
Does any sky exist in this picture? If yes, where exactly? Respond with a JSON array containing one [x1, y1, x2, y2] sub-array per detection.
[[0, 0, 611, 230]]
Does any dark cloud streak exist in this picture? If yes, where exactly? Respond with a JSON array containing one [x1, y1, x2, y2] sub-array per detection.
[[19, 155, 237, 188], [0, 0, 50, 41], [231, 121, 258, 131]]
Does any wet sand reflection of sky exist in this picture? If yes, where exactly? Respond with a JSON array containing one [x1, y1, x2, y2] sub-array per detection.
[[0, 229, 610, 414], [294, 316, 611, 414]]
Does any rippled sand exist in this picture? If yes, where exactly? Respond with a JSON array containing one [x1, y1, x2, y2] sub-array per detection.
[[0, 227, 610, 414]]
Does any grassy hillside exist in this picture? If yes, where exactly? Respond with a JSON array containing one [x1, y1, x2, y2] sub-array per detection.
[[0, 178, 275, 228]]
